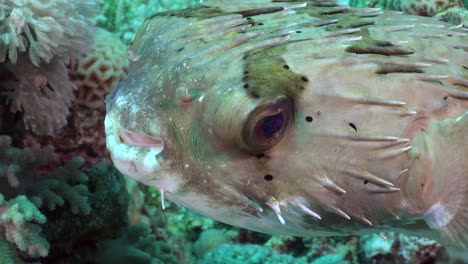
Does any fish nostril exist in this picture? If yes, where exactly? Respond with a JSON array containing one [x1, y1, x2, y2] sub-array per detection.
[[119, 129, 164, 152]]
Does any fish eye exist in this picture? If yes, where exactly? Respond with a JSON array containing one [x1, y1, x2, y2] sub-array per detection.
[[244, 97, 292, 152]]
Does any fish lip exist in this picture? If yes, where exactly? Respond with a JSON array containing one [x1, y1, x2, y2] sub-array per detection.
[[104, 115, 166, 178], [118, 128, 165, 152]]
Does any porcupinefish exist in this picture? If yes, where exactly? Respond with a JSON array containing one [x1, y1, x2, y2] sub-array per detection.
[[104, 0, 468, 253]]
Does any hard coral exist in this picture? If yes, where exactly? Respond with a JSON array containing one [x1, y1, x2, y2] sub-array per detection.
[[0, 135, 91, 258], [0, 135, 90, 216], [0, 195, 48, 258], [70, 28, 129, 110]]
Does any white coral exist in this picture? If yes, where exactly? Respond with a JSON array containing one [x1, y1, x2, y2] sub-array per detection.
[[2, 54, 76, 135], [0, 0, 99, 135], [0, 0, 97, 66]]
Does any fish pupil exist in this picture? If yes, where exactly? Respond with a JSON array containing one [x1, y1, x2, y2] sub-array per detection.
[[261, 113, 284, 139]]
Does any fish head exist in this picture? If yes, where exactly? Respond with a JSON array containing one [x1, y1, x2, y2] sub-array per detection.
[[104, 8, 330, 235], [105, 1, 468, 238]]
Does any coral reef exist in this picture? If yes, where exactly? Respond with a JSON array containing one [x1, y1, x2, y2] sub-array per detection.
[[349, 0, 466, 23], [400, 0, 463, 16], [0, 135, 90, 258], [0, 0, 100, 136], [1, 0, 467, 263], [97, 0, 216, 43], [0, 0, 96, 66], [96, 223, 179, 264], [70, 28, 129, 110], [0, 194, 48, 258], [41, 160, 129, 263], [199, 243, 307, 264], [0, 55, 77, 135]]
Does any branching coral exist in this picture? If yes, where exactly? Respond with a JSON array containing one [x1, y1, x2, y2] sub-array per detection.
[[0, 194, 49, 258], [0, 135, 90, 216], [0, 237, 24, 264], [0, 135, 91, 258], [96, 223, 179, 264]]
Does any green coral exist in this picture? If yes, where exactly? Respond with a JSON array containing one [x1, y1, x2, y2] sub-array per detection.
[[97, 223, 179, 264], [0, 136, 90, 215], [0, 135, 92, 259], [0, 194, 48, 258], [0, 237, 24, 264], [27, 157, 90, 214], [42, 160, 130, 263], [199, 244, 308, 264], [144, 186, 216, 237]]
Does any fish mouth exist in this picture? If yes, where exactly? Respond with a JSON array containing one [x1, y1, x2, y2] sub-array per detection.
[[104, 115, 165, 182]]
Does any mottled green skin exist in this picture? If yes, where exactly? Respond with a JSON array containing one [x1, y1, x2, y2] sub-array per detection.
[[105, 0, 468, 252]]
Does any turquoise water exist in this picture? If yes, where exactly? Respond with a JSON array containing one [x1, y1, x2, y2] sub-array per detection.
[[0, 0, 467, 263]]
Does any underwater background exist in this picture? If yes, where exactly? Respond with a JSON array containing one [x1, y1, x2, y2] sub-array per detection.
[[0, 0, 467, 263]]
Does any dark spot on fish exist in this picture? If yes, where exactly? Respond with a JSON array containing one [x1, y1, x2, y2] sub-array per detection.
[[296, 30, 302, 33], [250, 91, 260, 98], [283, 65, 290, 70], [238, 7, 284, 18], [443, 96, 448, 100], [350, 21, 375, 28], [258, 22, 264, 26], [177, 47, 184, 52], [421, 183, 425, 187], [305, 116, 313, 122], [244, 83, 250, 89], [364, 180, 369, 184], [256, 153, 265, 158], [346, 45, 414, 56], [244, 71, 249, 74], [308, 1, 341, 7], [264, 174, 273, 181], [169, 14, 175, 16], [301, 76, 309, 82], [320, 7, 348, 15], [376, 64, 424, 74], [349, 123, 357, 132], [317, 111, 321, 116]]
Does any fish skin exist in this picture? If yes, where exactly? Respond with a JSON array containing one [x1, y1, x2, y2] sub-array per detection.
[[105, 0, 468, 251]]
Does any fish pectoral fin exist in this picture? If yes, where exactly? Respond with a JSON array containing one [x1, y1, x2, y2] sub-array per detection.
[[422, 112, 468, 249]]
